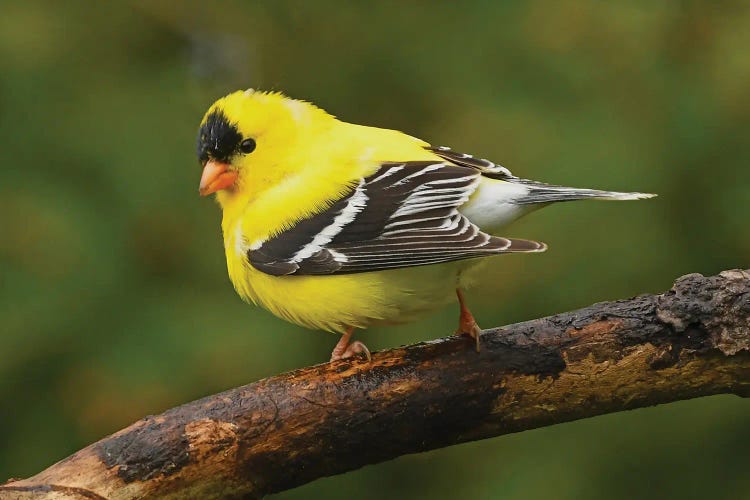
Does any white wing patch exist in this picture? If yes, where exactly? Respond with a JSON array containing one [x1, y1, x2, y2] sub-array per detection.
[[292, 180, 369, 261], [367, 165, 404, 184]]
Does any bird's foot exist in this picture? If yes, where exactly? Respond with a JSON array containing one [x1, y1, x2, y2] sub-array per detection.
[[330, 340, 371, 362], [330, 327, 371, 362], [455, 288, 481, 352], [455, 313, 482, 352]]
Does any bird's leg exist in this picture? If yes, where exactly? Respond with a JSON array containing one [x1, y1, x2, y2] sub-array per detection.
[[455, 288, 481, 352], [330, 326, 371, 362]]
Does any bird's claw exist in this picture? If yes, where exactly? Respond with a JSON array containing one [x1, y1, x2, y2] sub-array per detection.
[[330, 337, 371, 362], [455, 321, 482, 352]]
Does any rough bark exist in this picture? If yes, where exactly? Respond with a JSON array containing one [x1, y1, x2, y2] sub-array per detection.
[[2, 270, 749, 499]]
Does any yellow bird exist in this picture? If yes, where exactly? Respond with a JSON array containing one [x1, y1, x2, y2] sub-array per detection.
[[197, 90, 654, 361]]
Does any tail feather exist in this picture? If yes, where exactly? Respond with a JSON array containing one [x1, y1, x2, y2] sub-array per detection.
[[510, 178, 656, 204]]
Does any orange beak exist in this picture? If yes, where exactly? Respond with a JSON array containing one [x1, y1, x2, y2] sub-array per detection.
[[199, 160, 238, 196]]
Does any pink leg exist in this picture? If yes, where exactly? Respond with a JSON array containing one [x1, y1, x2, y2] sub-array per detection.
[[455, 288, 482, 352], [330, 326, 371, 362]]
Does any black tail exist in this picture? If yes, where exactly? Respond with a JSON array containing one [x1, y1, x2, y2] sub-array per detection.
[[509, 178, 657, 205]]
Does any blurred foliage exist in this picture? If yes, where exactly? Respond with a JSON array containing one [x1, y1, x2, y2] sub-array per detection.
[[1, 1, 748, 498]]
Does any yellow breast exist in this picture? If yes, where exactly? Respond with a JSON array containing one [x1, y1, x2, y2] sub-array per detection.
[[223, 225, 468, 333]]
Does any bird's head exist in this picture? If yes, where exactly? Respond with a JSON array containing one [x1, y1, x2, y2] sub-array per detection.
[[196, 89, 332, 204]]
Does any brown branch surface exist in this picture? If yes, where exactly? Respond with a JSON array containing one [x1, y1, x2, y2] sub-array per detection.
[[3, 270, 750, 499]]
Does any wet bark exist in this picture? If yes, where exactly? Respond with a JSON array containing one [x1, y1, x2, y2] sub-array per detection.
[[3, 270, 749, 499]]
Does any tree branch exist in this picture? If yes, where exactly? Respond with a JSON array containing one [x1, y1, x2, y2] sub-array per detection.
[[3, 270, 750, 499]]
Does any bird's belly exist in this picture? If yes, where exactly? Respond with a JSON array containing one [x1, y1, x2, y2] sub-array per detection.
[[230, 259, 469, 333]]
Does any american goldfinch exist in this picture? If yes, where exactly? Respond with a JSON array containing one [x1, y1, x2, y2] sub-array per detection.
[[197, 90, 654, 361]]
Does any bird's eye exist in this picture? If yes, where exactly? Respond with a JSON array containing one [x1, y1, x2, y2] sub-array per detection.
[[239, 138, 256, 154]]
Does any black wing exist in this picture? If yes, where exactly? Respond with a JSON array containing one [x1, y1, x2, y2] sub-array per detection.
[[248, 161, 545, 276]]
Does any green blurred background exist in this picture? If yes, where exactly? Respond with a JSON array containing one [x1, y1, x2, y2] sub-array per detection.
[[1, 1, 749, 498]]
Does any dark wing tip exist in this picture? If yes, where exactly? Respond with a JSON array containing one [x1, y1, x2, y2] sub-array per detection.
[[504, 238, 548, 253]]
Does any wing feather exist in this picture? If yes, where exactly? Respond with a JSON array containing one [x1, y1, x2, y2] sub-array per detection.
[[248, 161, 545, 276], [425, 145, 513, 178]]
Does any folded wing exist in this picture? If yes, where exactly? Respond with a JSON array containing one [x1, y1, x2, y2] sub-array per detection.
[[248, 161, 545, 276]]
